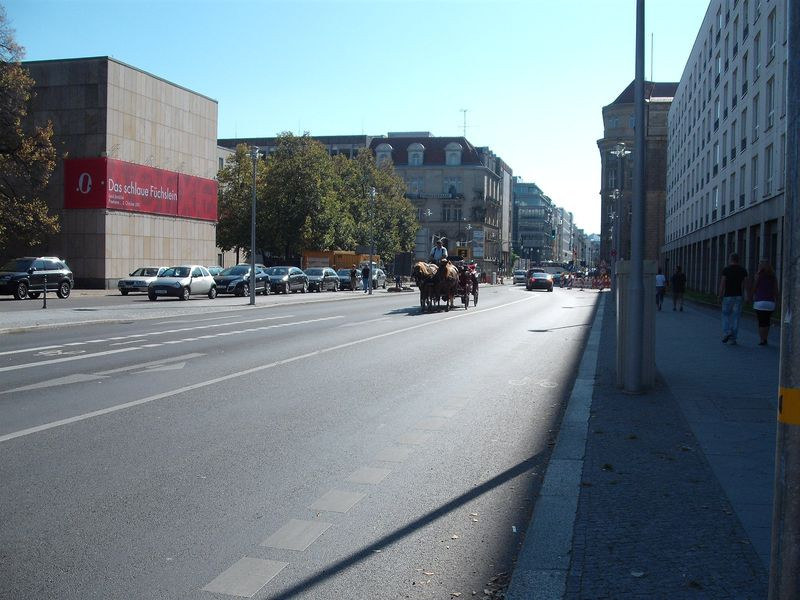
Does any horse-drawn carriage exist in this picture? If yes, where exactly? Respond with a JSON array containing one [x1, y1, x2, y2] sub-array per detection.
[[412, 259, 479, 312]]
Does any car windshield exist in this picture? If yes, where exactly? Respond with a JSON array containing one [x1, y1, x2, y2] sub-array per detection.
[[267, 267, 288, 275], [1, 258, 34, 272], [160, 267, 190, 278], [305, 268, 323, 276], [220, 266, 250, 276], [132, 267, 161, 277], [337, 270, 351, 277]]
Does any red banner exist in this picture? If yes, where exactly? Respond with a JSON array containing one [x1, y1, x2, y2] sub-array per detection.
[[64, 158, 217, 221]]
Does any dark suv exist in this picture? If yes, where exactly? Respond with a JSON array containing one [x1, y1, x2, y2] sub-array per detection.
[[0, 257, 74, 300]]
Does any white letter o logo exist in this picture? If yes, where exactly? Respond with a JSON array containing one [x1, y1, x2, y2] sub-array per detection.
[[77, 172, 92, 194]]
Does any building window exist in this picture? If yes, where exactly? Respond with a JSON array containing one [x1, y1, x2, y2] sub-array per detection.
[[780, 133, 786, 190], [407, 143, 425, 166], [712, 185, 719, 221], [752, 94, 760, 140], [443, 177, 461, 195], [376, 143, 393, 166], [767, 9, 776, 62], [766, 76, 775, 130], [445, 142, 463, 166], [408, 176, 424, 195], [739, 164, 746, 208], [751, 154, 759, 203], [218, 157, 224, 170], [753, 33, 761, 80], [441, 205, 451, 222], [764, 144, 773, 196], [729, 171, 737, 211]]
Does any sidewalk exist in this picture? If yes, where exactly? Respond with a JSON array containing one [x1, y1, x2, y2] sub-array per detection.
[[509, 291, 775, 598]]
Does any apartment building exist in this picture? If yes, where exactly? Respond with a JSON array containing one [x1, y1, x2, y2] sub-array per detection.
[[664, 0, 787, 292]]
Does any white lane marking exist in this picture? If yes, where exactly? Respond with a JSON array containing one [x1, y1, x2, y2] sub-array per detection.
[[96, 354, 204, 375], [0, 314, 296, 357], [337, 317, 390, 327], [2, 373, 107, 394], [0, 317, 340, 374], [202, 557, 287, 597], [0, 300, 531, 443]]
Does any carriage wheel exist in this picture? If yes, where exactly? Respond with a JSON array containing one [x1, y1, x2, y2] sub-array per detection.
[[473, 287, 479, 306]]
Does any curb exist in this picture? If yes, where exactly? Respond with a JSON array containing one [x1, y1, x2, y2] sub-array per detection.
[[506, 293, 606, 599]]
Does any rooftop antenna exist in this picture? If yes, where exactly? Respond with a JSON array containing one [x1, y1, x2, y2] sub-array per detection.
[[460, 108, 468, 137]]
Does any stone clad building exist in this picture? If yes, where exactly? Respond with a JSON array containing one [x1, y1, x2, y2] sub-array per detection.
[[22, 56, 219, 288]]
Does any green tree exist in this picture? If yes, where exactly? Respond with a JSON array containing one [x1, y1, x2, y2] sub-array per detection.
[[0, 7, 57, 251], [216, 144, 267, 262], [262, 133, 339, 258]]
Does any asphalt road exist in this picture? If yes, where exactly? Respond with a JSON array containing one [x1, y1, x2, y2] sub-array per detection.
[[0, 284, 599, 599]]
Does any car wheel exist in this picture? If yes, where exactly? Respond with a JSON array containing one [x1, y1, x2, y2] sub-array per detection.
[[333, 282, 338, 292], [148, 292, 157, 301], [241, 284, 249, 297], [301, 282, 307, 293], [180, 287, 190, 301], [208, 286, 218, 299], [120, 289, 128, 296], [284, 283, 290, 294], [548, 287, 553, 292], [14, 281, 28, 300], [57, 281, 71, 299]]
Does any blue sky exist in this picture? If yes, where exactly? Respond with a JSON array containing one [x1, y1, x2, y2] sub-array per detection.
[[6, 0, 710, 234]]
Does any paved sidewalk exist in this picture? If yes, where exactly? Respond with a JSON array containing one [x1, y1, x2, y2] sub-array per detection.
[[509, 292, 776, 598]]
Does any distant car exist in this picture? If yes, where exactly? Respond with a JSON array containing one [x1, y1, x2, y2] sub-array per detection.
[[0, 256, 74, 300], [148, 265, 218, 300], [371, 268, 387, 289], [512, 270, 527, 285], [336, 268, 360, 290], [305, 267, 339, 292], [526, 271, 554, 292], [265, 266, 308, 294], [206, 266, 224, 276], [118, 266, 167, 295], [213, 264, 270, 296]]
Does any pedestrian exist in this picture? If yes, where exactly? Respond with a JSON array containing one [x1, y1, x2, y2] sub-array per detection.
[[350, 265, 357, 292], [670, 265, 687, 311], [655, 268, 666, 310], [361, 264, 371, 293], [718, 252, 749, 345], [751, 259, 779, 346]]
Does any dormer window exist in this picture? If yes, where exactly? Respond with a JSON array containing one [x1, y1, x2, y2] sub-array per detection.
[[407, 143, 425, 166], [445, 142, 463, 166], [376, 143, 393, 165]]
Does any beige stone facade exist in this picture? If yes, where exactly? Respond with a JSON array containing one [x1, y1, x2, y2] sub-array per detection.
[[24, 57, 219, 288]]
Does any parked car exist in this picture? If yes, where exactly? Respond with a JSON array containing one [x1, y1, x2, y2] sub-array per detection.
[[336, 268, 360, 290], [371, 268, 387, 289], [265, 266, 308, 294], [512, 270, 527, 285], [526, 271, 554, 292], [118, 266, 167, 295], [305, 267, 339, 292], [0, 256, 74, 300], [206, 265, 224, 276], [213, 264, 270, 296], [148, 265, 218, 300]]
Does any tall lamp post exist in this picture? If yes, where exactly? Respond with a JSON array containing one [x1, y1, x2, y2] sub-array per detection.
[[368, 187, 375, 296], [249, 146, 259, 306]]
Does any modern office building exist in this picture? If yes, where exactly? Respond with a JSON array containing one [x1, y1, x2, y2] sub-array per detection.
[[21, 56, 219, 288], [598, 81, 677, 268], [512, 178, 554, 264], [664, 0, 787, 292], [217, 135, 373, 159]]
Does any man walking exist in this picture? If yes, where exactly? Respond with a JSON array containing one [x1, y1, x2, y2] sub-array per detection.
[[670, 265, 686, 311], [718, 253, 748, 345], [361, 264, 371, 293]]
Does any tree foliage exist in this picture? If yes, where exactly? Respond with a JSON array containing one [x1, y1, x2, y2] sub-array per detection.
[[217, 133, 417, 264], [0, 7, 57, 251]]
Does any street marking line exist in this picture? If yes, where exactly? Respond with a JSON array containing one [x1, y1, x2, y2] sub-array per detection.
[[308, 489, 366, 513], [0, 314, 296, 357], [201, 557, 287, 597], [0, 299, 531, 443], [778, 387, 800, 425], [346, 466, 392, 484], [374, 446, 413, 462], [260, 519, 332, 551]]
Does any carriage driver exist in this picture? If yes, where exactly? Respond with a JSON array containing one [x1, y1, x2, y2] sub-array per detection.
[[430, 239, 448, 263]]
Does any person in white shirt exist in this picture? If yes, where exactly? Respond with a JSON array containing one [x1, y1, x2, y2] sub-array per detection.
[[430, 240, 448, 263], [655, 268, 667, 311]]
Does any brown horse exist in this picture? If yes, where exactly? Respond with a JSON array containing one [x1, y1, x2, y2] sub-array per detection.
[[412, 261, 438, 312], [434, 259, 459, 311]]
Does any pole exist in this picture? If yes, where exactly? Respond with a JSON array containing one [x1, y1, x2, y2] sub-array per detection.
[[368, 187, 375, 296], [250, 146, 258, 306], [624, 0, 645, 394], [769, 0, 800, 596]]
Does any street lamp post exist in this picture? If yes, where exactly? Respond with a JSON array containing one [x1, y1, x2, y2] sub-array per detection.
[[250, 146, 259, 306], [368, 187, 375, 296]]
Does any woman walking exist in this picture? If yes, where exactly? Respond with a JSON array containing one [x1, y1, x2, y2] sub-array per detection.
[[752, 260, 779, 346]]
